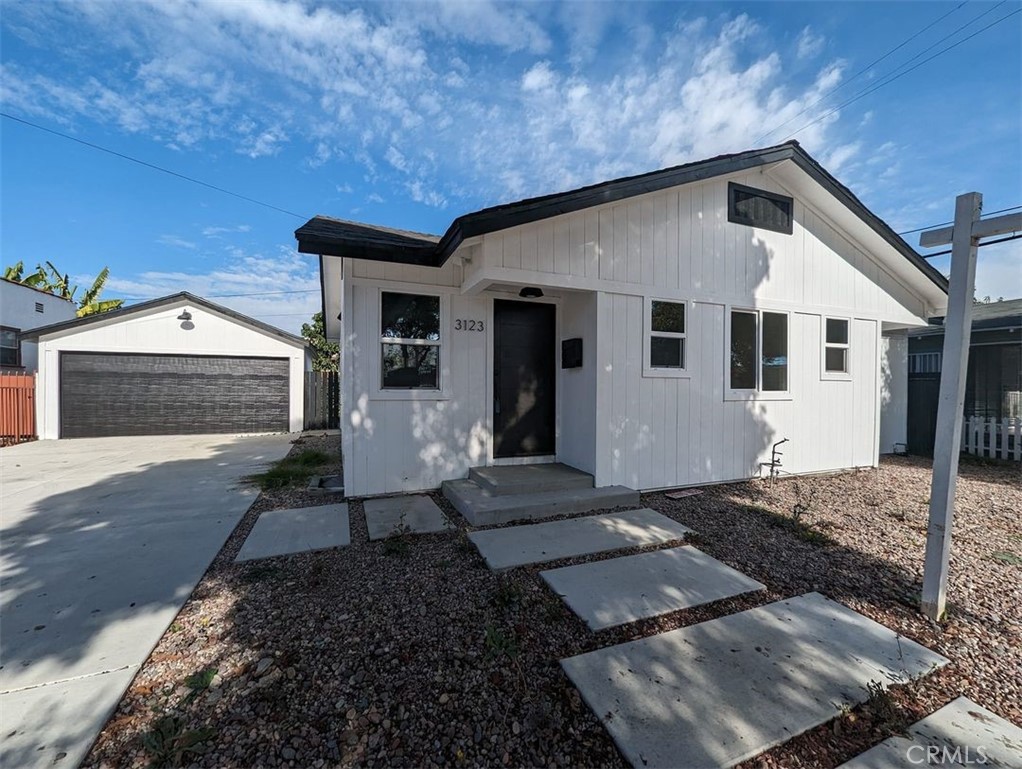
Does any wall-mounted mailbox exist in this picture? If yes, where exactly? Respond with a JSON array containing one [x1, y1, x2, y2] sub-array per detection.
[[561, 338, 583, 368]]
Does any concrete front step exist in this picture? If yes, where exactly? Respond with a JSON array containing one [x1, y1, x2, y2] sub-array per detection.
[[442, 478, 639, 527], [468, 463, 594, 496]]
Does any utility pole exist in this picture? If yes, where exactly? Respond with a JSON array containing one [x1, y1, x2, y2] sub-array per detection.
[[918, 194, 1022, 622]]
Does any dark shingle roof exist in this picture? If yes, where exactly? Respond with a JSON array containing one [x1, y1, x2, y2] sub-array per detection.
[[296, 141, 948, 294]]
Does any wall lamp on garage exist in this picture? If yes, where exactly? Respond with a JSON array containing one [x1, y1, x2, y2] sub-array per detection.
[[177, 309, 195, 330]]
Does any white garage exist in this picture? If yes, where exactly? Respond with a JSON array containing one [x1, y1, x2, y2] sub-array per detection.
[[24, 292, 309, 439]]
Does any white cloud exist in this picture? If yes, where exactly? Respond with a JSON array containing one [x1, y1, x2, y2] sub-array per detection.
[[796, 26, 825, 59], [157, 234, 197, 249], [105, 246, 320, 333], [201, 224, 251, 237]]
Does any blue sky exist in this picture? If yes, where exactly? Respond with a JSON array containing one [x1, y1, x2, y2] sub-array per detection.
[[2, 0, 1019, 332]]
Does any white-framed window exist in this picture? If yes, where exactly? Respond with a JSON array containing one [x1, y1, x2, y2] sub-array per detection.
[[822, 317, 851, 379], [643, 298, 689, 377], [380, 291, 441, 390], [0, 327, 20, 368], [726, 307, 791, 399]]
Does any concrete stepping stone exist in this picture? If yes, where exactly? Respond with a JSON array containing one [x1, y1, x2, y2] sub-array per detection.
[[560, 592, 949, 769], [365, 494, 452, 541], [468, 508, 693, 570], [541, 546, 765, 630], [236, 504, 349, 562], [838, 696, 1022, 769]]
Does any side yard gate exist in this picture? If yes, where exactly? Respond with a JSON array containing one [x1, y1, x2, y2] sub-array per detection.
[[304, 370, 339, 430], [1, 372, 36, 446]]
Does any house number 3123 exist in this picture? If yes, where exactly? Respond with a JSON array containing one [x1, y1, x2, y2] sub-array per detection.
[[454, 319, 484, 332]]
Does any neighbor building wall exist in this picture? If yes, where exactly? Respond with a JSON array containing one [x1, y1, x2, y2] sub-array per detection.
[[35, 303, 306, 438], [0, 280, 77, 372]]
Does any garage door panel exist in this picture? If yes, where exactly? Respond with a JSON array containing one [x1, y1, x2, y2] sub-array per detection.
[[60, 353, 289, 437]]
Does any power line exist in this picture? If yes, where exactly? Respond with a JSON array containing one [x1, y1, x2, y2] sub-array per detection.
[[922, 232, 1022, 259], [0, 112, 309, 220], [783, 7, 1020, 141], [754, 1, 969, 144], [899, 205, 1022, 237], [118, 288, 319, 301]]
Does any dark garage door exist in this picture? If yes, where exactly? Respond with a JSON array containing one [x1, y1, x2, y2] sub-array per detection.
[[60, 352, 290, 438]]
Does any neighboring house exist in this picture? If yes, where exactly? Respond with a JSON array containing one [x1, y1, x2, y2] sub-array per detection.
[[0, 278, 77, 372], [22, 292, 309, 439], [901, 298, 1021, 456], [297, 141, 949, 497]]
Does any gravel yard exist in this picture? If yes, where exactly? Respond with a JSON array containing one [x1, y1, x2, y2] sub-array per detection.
[[84, 439, 1021, 769]]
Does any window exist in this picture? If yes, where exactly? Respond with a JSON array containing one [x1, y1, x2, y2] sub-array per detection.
[[646, 299, 686, 373], [823, 317, 851, 377], [380, 292, 440, 389], [728, 309, 789, 395], [909, 352, 942, 375], [728, 182, 793, 235], [1, 327, 20, 367]]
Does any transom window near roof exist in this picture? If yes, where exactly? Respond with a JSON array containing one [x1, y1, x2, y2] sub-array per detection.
[[727, 182, 793, 235]]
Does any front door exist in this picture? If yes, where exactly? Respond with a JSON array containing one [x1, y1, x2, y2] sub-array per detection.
[[493, 299, 556, 458]]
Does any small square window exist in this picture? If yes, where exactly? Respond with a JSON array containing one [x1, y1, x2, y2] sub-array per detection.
[[823, 317, 850, 376], [0, 327, 19, 367], [646, 299, 687, 374]]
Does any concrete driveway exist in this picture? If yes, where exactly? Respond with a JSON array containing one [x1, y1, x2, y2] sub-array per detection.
[[0, 433, 294, 768]]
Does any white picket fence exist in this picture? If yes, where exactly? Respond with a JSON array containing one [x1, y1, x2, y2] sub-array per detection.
[[961, 416, 1021, 461]]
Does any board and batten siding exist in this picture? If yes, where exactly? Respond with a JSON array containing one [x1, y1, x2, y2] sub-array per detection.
[[342, 279, 490, 496], [35, 303, 306, 439], [472, 171, 928, 326], [594, 294, 879, 489]]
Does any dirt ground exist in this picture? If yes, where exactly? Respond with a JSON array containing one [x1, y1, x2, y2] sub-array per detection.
[[84, 439, 1021, 768]]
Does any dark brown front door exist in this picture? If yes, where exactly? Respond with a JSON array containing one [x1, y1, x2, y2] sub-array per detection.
[[493, 299, 556, 458]]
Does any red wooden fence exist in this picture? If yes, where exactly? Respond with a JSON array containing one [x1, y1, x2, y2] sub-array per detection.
[[1, 372, 36, 446]]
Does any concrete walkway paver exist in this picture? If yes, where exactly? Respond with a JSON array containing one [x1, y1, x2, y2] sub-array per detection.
[[236, 503, 350, 561], [837, 696, 1022, 769], [561, 592, 949, 769], [468, 508, 693, 570], [0, 433, 294, 769], [541, 546, 765, 630], [364, 494, 451, 541]]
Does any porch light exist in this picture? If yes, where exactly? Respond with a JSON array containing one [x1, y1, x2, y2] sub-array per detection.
[[519, 287, 544, 298], [177, 310, 192, 321]]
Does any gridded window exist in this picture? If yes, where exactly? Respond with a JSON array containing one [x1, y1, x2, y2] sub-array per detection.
[[729, 310, 789, 393], [380, 292, 440, 389], [908, 352, 942, 375], [824, 318, 850, 375], [728, 182, 793, 235], [649, 300, 686, 369], [1, 327, 20, 367]]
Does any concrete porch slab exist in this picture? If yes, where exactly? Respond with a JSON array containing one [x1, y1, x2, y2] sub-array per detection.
[[468, 508, 693, 570], [561, 592, 949, 769], [541, 546, 765, 630], [468, 463, 593, 496], [837, 697, 1022, 769], [364, 494, 452, 541], [235, 503, 350, 562]]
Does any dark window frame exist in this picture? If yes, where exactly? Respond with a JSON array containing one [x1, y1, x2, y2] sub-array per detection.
[[728, 182, 794, 235], [0, 325, 22, 368]]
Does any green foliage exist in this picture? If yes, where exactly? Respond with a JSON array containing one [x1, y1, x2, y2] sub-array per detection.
[[184, 667, 218, 692], [491, 580, 523, 609], [2, 261, 124, 316], [141, 716, 216, 767], [864, 680, 905, 731], [245, 449, 330, 490], [483, 624, 519, 661], [301, 311, 339, 372], [990, 550, 1022, 567]]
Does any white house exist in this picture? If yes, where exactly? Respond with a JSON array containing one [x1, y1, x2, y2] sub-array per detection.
[[0, 278, 78, 372], [23, 292, 309, 439], [297, 141, 948, 498]]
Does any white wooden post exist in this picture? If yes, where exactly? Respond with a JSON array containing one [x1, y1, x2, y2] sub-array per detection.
[[920, 192, 981, 621], [919, 197, 1022, 620], [1001, 418, 1010, 460]]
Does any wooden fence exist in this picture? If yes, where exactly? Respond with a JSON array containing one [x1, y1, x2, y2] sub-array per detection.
[[961, 416, 1021, 462], [1, 372, 36, 447], [304, 370, 339, 430]]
